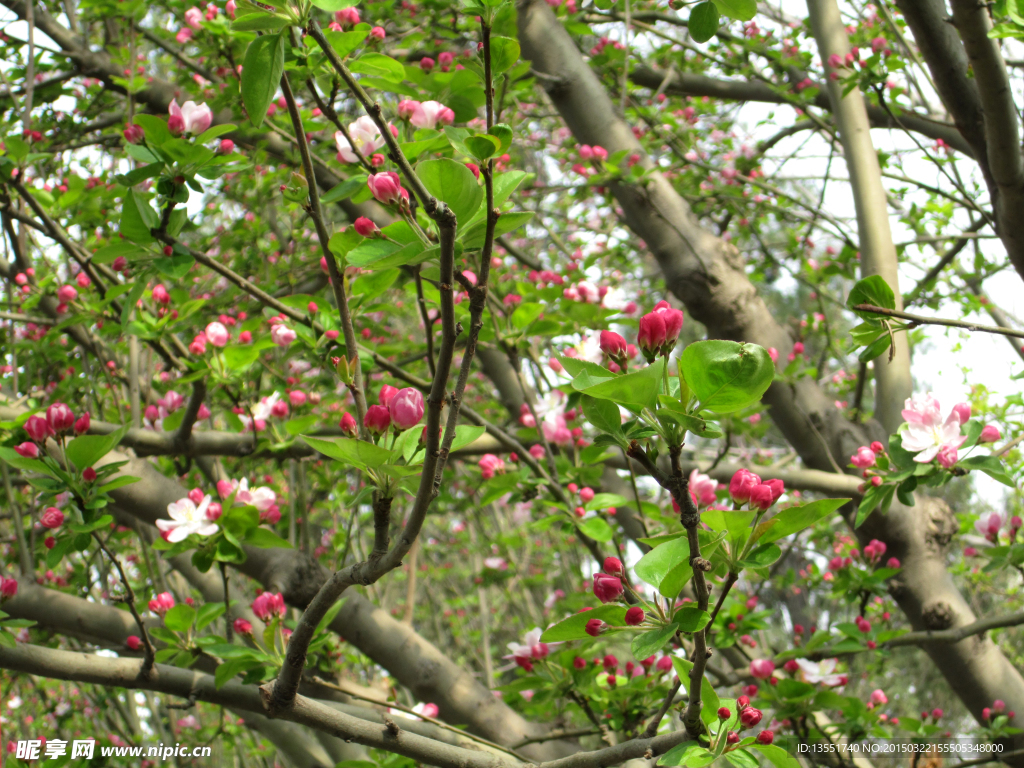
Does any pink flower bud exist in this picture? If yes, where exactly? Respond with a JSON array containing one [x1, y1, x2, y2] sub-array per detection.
[[599, 330, 627, 358], [390, 387, 425, 430], [952, 402, 971, 424], [749, 483, 774, 511], [585, 618, 606, 636], [749, 659, 775, 679], [234, 618, 253, 634], [82, 467, 97, 482], [729, 469, 761, 503], [0, 577, 18, 600], [364, 405, 391, 434], [367, 172, 408, 206], [625, 606, 645, 625], [47, 403, 75, 433], [740, 707, 763, 727], [126, 635, 142, 650], [603, 556, 623, 575], [757, 730, 774, 745], [851, 446, 876, 468], [123, 123, 145, 144], [41, 507, 66, 530], [14, 442, 39, 458], [354, 217, 379, 237], [979, 424, 1001, 443], [870, 688, 888, 705], [592, 573, 623, 603], [72, 412, 90, 435], [251, 591, 286, 622], [205, 321, 229, 347], [369, 25, 386, 40]]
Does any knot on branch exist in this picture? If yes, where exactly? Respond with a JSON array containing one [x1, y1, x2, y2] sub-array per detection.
[[922, 601, 956, 630], [689, 557, 712, 572], [382, 714, 401, 736]]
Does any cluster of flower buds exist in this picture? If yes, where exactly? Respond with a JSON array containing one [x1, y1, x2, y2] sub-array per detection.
[[17, 404, 90, 457], [0, 576, 17, 602], [729, 469, 784, 511], [252, 591, 286, 622], [637, 301, 684, 362], [981, 699, 1012, 721]]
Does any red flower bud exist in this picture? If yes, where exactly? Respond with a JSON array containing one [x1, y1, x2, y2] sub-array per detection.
[[625, 606, 645, 625]]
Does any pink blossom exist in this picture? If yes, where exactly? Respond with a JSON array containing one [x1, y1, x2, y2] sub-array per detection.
[[410, 101, 455, 130], [479, 453, 505, 480], [749, 659, 775, 679], [149, 591, 176, 616], [205, 321, 229, 347], [57, 284, 78, 303], [367, 172, 408, 205], [168, 99, 212, 136], [271, 324, 296, 347], [390, 387, 425, 429], [975, 511, 1005, 541], [900, 393, 966, 464], [688, 469, 717, 507], [184, 6, 203, 29], [980, 425, 1001, 443], [334, 116, 386, 164], [869, 688, 888, 705], [252, 591, 286, 622], [850, 446, 876, 468]]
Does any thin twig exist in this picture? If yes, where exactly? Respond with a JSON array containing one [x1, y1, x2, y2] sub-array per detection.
[[852, 304, 1024, 340]]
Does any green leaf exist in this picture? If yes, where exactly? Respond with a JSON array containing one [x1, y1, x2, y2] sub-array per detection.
[[659, 742, 714, 768], [163, 604, 196, 632], [311, 0, 357, 9], [223, 345, 261, 371], [65, 428, 127, 471], [465, 134, 501, 160], [577, 517, 614, 542], [578, 357, 665, 413], [215, 657, 265, 688], [489, 36, 521, 74], [858, 333, 892, 363], [97, 475, 140, 493], [244, 527, 293, 549], [848, 274, 896, 313], [688, 2, 719, 42], [713, 0, 756, 19], [154, 252, 195, 279], [750, 745, 801, 768], [581, 395, 624, 436], [302, 435, 392, 470], [490, 124, 513, 152], [758, 498, 848, 543], [233, 10, 288, 30], [349, 53, 406, 83], [0, 446, 55, 477], [196, 603, 227, 631], [459, 211, 533, 248], [679, 340, 773, 413], [737, 542, 782, 569], [631, 623, 678, 660], [242, 33, 285, 128], [321, 175, 368, 204], [675, 606, 711, 632], [540, 605, 627, 642], [416, 158, 483, 224], [92, 242, 143, 265], [119, 190, 155, 243]]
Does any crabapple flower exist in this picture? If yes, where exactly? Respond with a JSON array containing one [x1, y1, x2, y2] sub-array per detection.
[[364, 404, 392, 434], [367, 172, 408, 205], [952, 402, 971, 424], [168, 99, 212, 136], [980, 425, 1001, 443], [41, 508, 64, 529], [25, 415, 54, 442], [270, 323, 297, 347], [47, 403, 75, 433], [900, 393, 967, 464], [585, 618, 606, 636], [603, 556, 623, 575], [235, 478, 277, 512], [410, 101, 455, 130], [184, 6, 203, 28], [625, 606, 645, 625], [850, 446, 876, 468], [157, 494, 219, 543], [13, 442, 38, 458], [354, 217, 379, 237], [205, 322, 229, 347], [389, 387, 425, 429], [689, 469, 718, 507], [252, 591, 286, 622], [479, 454, 505, 480], [637, 301, 684, 361], [505, 627, 557, 668], [334, 117, 387, 164], [794, 658, 846, 687], [975, 511, 1005, 542], [149, 592, 175, 615], [869, 689, 888, 705], [749, 659, 775, 679], [234, 618, 253, 635], [729, 469, 761, 504], [593, 573, 623, 603]]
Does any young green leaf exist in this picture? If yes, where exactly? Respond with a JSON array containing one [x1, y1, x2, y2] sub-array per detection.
[[241, 33, 285, 128], [679, 340, 773, 413]]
